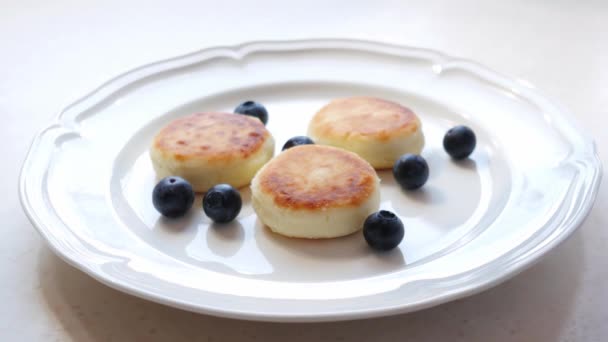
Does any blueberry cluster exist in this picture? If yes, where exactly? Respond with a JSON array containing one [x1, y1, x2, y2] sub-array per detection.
[[365, 124, 476, 251], [153, 177, 242, 223]]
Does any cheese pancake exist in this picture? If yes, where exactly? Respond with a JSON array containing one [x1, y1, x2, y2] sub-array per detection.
[[151, 112, 275, 192], [251, 145, 380, 239], [308, 96, 424, 169]]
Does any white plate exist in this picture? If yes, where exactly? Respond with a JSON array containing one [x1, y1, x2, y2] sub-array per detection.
[[20, 39, 601, 322]]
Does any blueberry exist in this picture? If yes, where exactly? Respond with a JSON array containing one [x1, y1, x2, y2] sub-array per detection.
[[152, 176, 195, 218], [443, 125, 476, 159], [234, 100, 268, 125], [203, 184, 242, 223], [282, 136, 314, 151], [363, 210, 404, 251], [393, 154, 429, 190]]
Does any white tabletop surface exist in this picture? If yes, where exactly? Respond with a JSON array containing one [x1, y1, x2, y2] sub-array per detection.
[[2, 0, 606, 341]]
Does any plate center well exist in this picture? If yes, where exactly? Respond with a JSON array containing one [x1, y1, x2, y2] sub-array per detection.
[[110, 82, 511, 282]]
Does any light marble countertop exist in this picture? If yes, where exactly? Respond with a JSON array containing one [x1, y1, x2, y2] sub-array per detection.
[[2, 0, 606, 341]]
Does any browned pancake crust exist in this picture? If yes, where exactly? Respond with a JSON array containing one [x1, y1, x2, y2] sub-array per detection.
[[153, 112, 269, 162], [256, 145, 377, 209], [310, 96, 419, 141]]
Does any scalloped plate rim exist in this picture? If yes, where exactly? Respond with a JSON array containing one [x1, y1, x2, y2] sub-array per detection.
[[19, 39, 602, 322]]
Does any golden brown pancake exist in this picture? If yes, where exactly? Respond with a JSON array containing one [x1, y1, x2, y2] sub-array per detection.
[[257, 145, 377, 209], [150, 112, 275, 192], [308, 96, 424, 169], [251, 145, 380, 238], [153, 112, 269, 162]]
